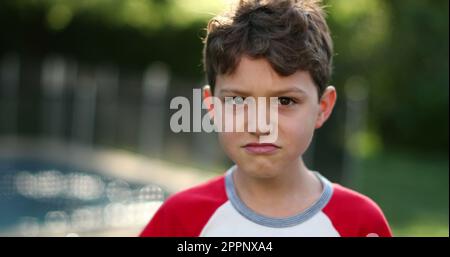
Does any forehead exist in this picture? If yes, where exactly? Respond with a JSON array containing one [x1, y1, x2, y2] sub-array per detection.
[[215, 56, 317, 97]]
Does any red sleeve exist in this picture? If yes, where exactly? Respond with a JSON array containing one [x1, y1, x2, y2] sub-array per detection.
[[323, 184, 392, 237], [140, 176, 228, 237]]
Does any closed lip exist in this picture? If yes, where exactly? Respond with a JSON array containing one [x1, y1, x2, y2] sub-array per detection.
[[242, 143, 280, 154], [243, 143, 280, 148]]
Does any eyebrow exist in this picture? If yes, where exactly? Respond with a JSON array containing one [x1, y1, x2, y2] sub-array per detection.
[[218, 87, 307, 96]]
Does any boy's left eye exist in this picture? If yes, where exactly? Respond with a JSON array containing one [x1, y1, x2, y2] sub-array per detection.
[[277, 97, 296, 106]]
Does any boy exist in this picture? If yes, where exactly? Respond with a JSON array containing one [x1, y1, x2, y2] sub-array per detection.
[[140, 0, 392, 237]]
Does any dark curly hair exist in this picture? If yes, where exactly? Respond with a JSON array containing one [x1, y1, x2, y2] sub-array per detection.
[[202, 0, 333, 97]]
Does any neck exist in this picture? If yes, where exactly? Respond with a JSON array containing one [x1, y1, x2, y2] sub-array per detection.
[[232, 158, 323, 217]]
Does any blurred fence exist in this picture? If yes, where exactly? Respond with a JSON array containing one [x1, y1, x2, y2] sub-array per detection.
[[0, 52, 228, 164]]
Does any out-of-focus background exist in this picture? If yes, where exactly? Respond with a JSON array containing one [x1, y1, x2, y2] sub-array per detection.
[[0, 0, 448, 237]]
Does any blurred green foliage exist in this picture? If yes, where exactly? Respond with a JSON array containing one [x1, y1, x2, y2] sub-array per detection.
[[327, 0, 448, 154], [355, 150, 448, 236]]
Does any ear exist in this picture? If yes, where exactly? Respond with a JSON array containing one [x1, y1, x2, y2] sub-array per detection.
[[202, 85, 215, 117], [315, 86, 337, 129]]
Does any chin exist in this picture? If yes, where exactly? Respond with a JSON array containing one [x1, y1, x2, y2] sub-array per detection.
[[238, 159, 282, 179]]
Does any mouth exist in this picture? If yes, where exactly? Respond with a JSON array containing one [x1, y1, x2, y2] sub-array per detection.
[[242, 143, 280, 154]]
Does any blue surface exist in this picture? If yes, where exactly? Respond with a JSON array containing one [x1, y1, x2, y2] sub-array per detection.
[[0, 157, 156, 231]]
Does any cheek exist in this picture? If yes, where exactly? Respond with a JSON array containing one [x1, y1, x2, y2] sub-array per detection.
[[279, 109, 317, 154], [218, 132, 241, 154]]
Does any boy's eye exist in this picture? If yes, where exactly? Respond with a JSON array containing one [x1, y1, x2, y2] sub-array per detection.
[[277, 97, 296, 106], [225, 96, 245, 105]]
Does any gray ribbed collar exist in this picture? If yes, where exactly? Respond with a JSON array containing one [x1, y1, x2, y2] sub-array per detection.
[[224, 165, 333, 228]]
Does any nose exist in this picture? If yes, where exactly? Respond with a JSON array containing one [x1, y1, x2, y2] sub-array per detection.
[[250, 128, 270, 137], [249, 118, 271, 136], [247, 97, 273, 136]]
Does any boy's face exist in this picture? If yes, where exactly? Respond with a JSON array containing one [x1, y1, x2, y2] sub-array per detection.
[[204, 56, 336, 178]]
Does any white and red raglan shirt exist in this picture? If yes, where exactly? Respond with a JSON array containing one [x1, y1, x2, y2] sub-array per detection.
[[140, 166, 392, 237]]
